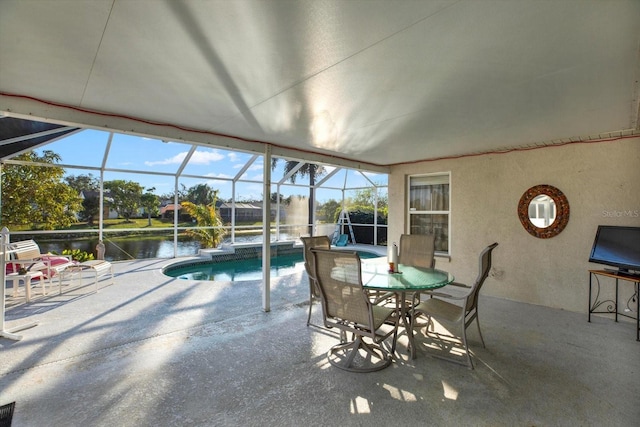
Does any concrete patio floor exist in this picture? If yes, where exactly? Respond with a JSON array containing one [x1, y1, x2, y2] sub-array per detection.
[[1, 256, 638, 426]]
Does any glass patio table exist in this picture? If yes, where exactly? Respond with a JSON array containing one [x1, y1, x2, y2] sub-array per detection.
[[361, 261, 455, 359]]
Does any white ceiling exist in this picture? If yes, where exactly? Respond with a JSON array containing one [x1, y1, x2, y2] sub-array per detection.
[[1, 0, 639, 169]]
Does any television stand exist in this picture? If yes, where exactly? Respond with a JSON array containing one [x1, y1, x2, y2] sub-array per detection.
[[588, 270, 639, 341], [603, 267, 640, 279]]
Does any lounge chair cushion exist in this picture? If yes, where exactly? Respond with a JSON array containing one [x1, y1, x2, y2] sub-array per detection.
[[335, 234, 348, 246], [38, 256, 78, 277]]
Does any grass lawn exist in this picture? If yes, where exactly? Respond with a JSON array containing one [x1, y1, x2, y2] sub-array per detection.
[[8, 218, 270, 232]]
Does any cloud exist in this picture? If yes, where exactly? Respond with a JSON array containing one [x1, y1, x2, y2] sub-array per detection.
[[249, 173, 265, 181], [191, 150, 225, 164], [205, 172, 233, 179], [240, 183, 264, 200], [363, 171, 383, 179], [232, 161, 263, 173], [144, 149, 225, 166], [144, 152, 187, 166]]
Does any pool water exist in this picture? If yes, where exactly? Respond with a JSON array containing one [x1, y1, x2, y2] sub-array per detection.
[[165, 250, 381, 281]]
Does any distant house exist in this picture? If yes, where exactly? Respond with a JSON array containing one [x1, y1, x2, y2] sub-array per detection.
[[78, 190, 118, 219], [159, 202, 181, 220], [216, 201, 283, 223], [158, 201, 283, 223], [217, 201, 262, 223]]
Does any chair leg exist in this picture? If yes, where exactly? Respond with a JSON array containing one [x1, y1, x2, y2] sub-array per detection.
[[306, 286, 314, 326], [328, 335, 392, 372], [475, 314, 486, 348], [418, 316, 476, 369], [425, 314, 434, 332], [343, 338, 360, 367], [38, 277, 47, 296], [391, 314, 399, 355], [307, 279, 323, 327], [461, 324, 473, 369]]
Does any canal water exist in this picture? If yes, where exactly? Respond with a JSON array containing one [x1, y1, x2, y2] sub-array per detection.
[[35, 238, 200, 262], [34, 235, 283, 262]]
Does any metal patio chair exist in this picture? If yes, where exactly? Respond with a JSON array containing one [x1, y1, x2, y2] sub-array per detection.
[[311, 248, 399, 372], [395, 233, 437, 310], [398, 233, 436, 269], [300, 236, 331, 326], [412, 242, 498, 368]]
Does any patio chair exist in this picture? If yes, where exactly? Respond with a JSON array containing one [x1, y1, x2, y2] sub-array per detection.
[[398, 233, 436, 268], [311, 248, 399, 372], [300, 236, 331, 326], [394, 233, 437, 311], [7, 239, 75, 293], [411, 242, 498, 368]]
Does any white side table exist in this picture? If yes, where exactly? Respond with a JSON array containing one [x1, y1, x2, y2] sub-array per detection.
[[6, 271, 46, 302]]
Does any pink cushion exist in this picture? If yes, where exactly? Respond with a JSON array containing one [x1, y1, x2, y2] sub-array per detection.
[[40, 255, 74, 267], [5, 256, 75, 277], [39, 256, 75, 277]]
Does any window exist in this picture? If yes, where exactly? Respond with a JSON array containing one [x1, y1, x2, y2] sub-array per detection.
[[408, 173, 450, 254]]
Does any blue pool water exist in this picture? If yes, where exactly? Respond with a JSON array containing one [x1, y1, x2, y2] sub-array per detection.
[[165, 250, 381, 281]]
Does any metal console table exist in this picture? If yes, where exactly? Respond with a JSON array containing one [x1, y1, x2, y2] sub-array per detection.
[[588, 269, 639, 341]]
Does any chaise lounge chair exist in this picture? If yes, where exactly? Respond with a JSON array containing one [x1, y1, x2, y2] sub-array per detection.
[[8, 239, 75, 294]]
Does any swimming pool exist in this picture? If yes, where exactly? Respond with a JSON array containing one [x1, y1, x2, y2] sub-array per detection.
[[164, 250, 382, 281]]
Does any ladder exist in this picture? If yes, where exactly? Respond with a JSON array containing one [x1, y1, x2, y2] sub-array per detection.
[[333, 210, 356, 245]]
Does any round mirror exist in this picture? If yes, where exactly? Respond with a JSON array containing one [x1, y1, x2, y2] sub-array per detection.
[[528, 194, 556, 228], [518, 184, 569, 238]]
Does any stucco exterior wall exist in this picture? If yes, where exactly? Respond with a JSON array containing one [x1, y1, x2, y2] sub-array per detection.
[[388, 137, 640, 313]]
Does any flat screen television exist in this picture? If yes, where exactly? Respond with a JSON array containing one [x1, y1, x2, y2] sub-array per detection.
[[589, 225, 640, 276]]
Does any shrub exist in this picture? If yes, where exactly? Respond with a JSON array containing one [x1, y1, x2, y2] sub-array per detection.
[[62, 249, 95, 262]]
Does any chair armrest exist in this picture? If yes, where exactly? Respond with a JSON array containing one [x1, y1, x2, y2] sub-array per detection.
[[369, 290, 395, 305], [426, 291, 453, 298], [447, 282, 471, 288], [15, 257, 50, 265], [18, 258, 51, 273], [426, 291, 467, 300]]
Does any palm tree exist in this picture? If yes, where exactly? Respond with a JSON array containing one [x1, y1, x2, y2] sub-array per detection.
[[181, 195, 226, 248], [271, 159, 325, 235]]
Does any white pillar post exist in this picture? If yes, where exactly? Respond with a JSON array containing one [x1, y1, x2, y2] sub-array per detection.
[[262, 146, 272, 312]]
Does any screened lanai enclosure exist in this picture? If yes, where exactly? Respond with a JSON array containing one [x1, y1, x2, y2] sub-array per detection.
[[0, 116, 388, 261]]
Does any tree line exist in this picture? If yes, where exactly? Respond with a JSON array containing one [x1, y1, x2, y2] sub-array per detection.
[[2, 150, 204, 230], [1, 151, 387, 235]]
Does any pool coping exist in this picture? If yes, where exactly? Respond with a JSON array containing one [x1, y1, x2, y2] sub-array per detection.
[[162, 242, 387, 275]]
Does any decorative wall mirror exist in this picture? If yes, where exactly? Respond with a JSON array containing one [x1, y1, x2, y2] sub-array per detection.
[[518, 184, 569, 239]]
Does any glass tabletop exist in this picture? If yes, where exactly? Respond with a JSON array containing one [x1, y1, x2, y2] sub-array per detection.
[[361, 261, 454, 292]]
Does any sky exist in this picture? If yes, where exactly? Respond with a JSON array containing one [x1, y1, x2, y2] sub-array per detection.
[[36, 128, 387, 203]]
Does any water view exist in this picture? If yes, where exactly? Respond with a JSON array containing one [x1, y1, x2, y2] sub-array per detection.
[[35, 238, 200, 261], [34, 234, 292, 262]]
